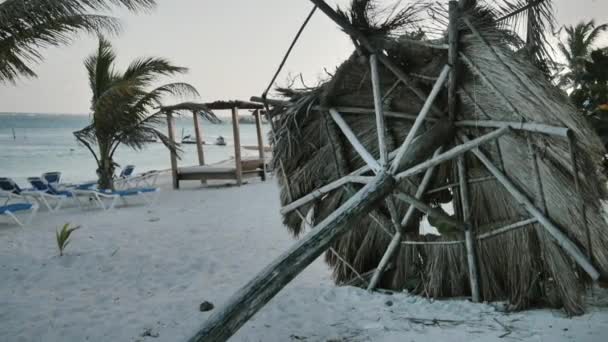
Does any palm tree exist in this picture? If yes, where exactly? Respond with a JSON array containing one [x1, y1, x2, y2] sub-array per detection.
[[0, 0, 156, 83], [74, 37, 199, 190], [557, 20, 608, 90]]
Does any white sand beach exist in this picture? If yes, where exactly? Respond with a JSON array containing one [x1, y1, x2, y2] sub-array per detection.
[[1, 175, 607, 342]]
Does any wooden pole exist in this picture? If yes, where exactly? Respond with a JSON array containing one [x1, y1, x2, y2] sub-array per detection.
[[231, 107, 243, 186], [458, 155, 481, 302], [192, 111, 205, 166], [329, 108, 381, 172], [166, 112, 179, 189], [568, 134, 592, 261], [251, 97, 570, 137], [394, 191, 467, 231], [188, 172, 396, 342], [281, 121, 455, 215], [367, 148, 443, 291], [448, 0, 459, 121], [254, 110, 267, 181], [369, 54, 389, 167], [389, 65, 451, 173], [396, 126, 509, 180], [462, 134, 600, 280], [188, 121, 453, 341]]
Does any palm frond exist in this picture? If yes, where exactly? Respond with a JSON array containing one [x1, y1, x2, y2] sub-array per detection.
[[491, 0, 556, 69], [0, 0, 156, 82], [0, 15, 120, 83]]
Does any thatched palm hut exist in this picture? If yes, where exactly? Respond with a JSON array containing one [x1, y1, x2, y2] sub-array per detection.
[[269, 0, 608, 315]]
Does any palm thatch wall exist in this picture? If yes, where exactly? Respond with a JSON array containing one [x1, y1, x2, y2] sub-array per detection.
[[269, 0, 608, 315]]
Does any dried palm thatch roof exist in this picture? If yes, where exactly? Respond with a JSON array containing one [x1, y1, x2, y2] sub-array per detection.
[[269, 0, 608, 315]]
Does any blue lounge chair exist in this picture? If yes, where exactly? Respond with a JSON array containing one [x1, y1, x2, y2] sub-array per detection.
[[41, 172, 62, 186], [114, 165, 137, 189], [0, 178, 51, 210], [82, 187, 161, 210], [0, 203, 38, 227], [26, 177, 81, 211]]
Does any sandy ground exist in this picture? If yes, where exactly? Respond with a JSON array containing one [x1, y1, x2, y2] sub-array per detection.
[[1, 175, 607, 342]]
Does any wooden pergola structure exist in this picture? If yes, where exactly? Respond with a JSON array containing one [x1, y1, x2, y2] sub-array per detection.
[[163, 100, 268, 189], [186, 1, 602, 341]]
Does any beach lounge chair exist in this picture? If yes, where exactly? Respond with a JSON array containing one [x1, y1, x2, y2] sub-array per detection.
[[41, 172, 62, 186], [81, 187, 160, 210], [0, 202, 38, 227], [114, 165, 137, 189], [26, 177, 81, 211]]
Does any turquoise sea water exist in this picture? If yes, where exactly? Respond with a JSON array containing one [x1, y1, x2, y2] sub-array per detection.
[[0, 113, 268, 186]]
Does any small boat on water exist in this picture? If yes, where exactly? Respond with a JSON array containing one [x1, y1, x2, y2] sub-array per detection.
[[215, 136, 226, 146], [181, 134, 204, 145]]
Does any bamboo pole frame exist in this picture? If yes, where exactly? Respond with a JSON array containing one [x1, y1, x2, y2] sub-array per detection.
[[396, 126, 510, 180], [568, 134, 592, 261], [250, 97, 570, 138], [367, 148, 443, 291], [231, 107, 243, 186], [389, 65, 451, 174], [329, 108, 381, 172], [254, 110, 267, 181], [462, 134, 600, 280], [370, 54, 389, 166]]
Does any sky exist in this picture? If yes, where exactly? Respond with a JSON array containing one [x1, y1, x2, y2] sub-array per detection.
[[0, 0, 606, 115]]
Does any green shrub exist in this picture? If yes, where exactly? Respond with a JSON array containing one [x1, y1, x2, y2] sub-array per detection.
[[56, 223, 80, 256]]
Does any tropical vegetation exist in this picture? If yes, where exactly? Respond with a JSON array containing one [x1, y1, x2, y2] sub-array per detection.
[[0, 0, 156, 83], [74, 37, 199, 189]]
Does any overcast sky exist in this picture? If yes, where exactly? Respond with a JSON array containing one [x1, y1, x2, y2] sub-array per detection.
[[0, 0, 606, 114]]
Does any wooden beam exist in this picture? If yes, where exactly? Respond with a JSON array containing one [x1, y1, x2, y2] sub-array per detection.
[[254, 110, 267, 181], [396, 126, 509, 180], [462, 134, 600, 280], [329, 108, 381, 172], [231, 107, 243, 186], [394, 191, 467, 231], [166, 112, 179, 189], [568, 135, 592, 261], [390, 65, 451, 174], [455, 120, 569, 137], [188, 172, 396, 342], [367, 148, 443, 291], [251, 96, 570, 138], [281, 121, 454, 215], [458, 155, 481, 302], [369, 54, 389, 166], [448, 0, 459, 121], [192, 112, 205, 166]]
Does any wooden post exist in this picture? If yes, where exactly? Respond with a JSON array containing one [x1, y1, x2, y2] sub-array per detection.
[[254, 110, 267, 181], [389, 65, 450, 173], [330, 108, 381, 172], [192, 111, 205, 166], [448, 0, 459, 121], [458, 155, 481, 302], [166, 112, 179, 189], [188, 122, 453, 341], [568, 134, 592, 261], [462, 134, 600, 280], [188, 172, 397, 342], [396, 126, 509, 180], [369, 54, 388, 166], [367, 148, 443, 291], [231, 107, 243, 186]]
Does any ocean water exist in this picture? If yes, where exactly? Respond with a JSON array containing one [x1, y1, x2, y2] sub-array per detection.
[[0, 113, 269, 186]]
